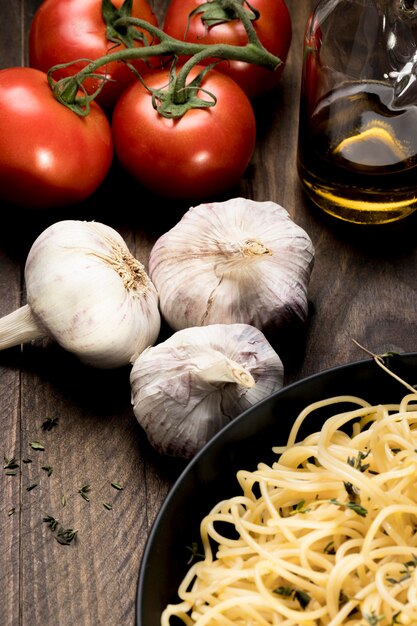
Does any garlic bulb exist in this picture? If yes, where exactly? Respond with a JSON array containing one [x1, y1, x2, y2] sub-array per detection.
[[0, 220, 160, 368], [148, 197, 315, 335], [130, 323, 284, 459]]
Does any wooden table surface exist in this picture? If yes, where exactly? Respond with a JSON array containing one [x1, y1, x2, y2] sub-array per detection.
[[2, 1, 417, 625]]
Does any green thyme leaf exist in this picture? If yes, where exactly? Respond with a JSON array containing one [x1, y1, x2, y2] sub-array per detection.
[[43, 515, 77, 545], [186, 541, 204, 564], [78, 484, 91, 502], [103, 502, 113, 510], [26, 484, 37, 492], [364, 611, 384, 625], [55, 527, 78, 545], [41, 416, 59, 431], [329, 498, 368, 517], [289, 500, 311, 515], [324, 541, 335, 554], [387, 555, 417, 584], [273, 585, 293, 597], [29, 441, 45, 451], [111, 482, 123, 491], [273, 586, 311, 609], [43, 515, 59, 532], [294, 590, 311, 610], [3, 456, 19, 470], [347, 450, 370, 472], [338, 589, 349, 607], [41, 466, 53, 477], [343, 480, 360, 503]]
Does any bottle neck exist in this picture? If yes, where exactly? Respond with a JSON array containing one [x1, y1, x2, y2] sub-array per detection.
[[402, 0, 417, 11], [378, 0, 417, 17]]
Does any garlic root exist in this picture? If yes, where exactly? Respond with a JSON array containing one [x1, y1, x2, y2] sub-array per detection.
[[130, 323, 284, 459]]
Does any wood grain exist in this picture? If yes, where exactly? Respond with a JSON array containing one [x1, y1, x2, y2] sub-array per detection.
[[1, 1, 417, 625]]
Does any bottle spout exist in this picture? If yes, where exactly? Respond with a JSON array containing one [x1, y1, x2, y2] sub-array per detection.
[[389, 51, 417, 105]]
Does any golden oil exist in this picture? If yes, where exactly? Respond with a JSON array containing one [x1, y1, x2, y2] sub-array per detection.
[[297, 80, 417, 225]]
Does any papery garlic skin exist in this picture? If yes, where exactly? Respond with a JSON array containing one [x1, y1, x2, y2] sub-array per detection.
[[148, 198, 315, 335], [0, 220, 161, 368], [130, 323, 284, 459]]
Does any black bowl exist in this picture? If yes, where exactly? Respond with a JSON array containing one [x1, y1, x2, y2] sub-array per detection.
[[136, 352, 417, 626]]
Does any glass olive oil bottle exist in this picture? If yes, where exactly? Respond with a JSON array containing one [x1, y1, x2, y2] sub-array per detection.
[[297, 0, 417, 225]]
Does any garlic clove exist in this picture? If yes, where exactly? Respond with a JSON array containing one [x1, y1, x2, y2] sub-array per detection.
[[148, 197, 315, 336], [130, 323, 284, 459], [0, 220, 161, 368]]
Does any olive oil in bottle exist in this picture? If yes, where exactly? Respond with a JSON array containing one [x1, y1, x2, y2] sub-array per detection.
[[297, 0, 417, 225], [298, 80, 417, 224]]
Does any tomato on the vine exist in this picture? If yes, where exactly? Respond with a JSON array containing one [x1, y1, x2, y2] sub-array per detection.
[[162, 0, 292, 100], [29, 0, 158, 110], [0, 67, 113, 209], [111, 66, 256, 200]]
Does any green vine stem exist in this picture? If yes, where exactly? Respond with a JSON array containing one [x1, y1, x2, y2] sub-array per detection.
[[48, 0, 282, 117]]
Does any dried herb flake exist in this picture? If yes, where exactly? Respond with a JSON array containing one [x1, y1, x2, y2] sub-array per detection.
[[43, 515, 59, 532], [41, 416, 59, 431], [329, 498, 368, 517], [78, 484, 91, 502], [3, 456, 19, 470], [55, 527, 78, 545], [29, 441, 45, 451]]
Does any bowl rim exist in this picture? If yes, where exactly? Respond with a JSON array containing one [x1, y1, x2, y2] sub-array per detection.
[[136, 351, 417, 625]]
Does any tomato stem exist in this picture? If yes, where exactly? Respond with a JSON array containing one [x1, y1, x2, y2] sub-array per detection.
[[48, 0, 282, 115]]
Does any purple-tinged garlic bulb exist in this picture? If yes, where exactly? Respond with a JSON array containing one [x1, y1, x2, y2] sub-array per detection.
[[130, 323, 284, 459], [148, 197, 314, 335], [0, 220, 160, 368]]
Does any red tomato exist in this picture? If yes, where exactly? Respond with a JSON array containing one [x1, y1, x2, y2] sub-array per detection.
[[0, 67, 113, 209], [112, 66, 256, 200], [29, 0, 158, 110], [162, 0, 292, 100]]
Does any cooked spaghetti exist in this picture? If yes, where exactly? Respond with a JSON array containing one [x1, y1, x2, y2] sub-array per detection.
[[161, 392, 417, 625]]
